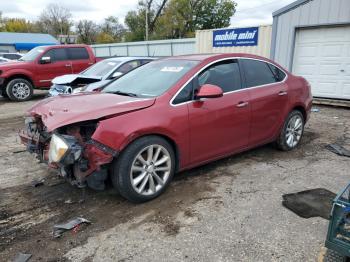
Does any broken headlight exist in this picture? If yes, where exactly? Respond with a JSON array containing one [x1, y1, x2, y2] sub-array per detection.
[[49, 134, 69, 163]]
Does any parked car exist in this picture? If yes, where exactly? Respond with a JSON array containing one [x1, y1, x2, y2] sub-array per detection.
[[20, 53, 312, 203], [0, 52, 23, 60], [0, 57, 11, 63], [48, 57, 155, 96], [0, 44, 100, 101]]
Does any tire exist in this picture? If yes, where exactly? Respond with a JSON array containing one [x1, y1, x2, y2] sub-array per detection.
[[0, 87, 9, 99], [111, 136, 175, 203], [276, 110, 304, 151], [6, 78, 33, 102]]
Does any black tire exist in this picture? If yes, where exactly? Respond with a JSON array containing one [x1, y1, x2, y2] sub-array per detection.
[[276, 110, 304, 151], [6, 78, 33, 102], [111, 136, 175, 203], [0, 88, 9, 99]]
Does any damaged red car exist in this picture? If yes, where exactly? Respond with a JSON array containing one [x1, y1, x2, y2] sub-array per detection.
[[20, 54, 312, 202]]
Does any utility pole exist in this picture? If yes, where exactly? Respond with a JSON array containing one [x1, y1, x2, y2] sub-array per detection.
[[145, 4, 149, 41]]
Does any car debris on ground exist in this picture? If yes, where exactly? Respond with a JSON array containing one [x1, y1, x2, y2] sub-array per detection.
[[53, 217, 91, 238], [282, 188, 336, 219], [31, 179, 44, 187], [326, 143, 350, 157], [13, 252, 32, 262]]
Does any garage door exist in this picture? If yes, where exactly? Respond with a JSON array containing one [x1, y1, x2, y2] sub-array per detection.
[[292, 26, 350, 100]]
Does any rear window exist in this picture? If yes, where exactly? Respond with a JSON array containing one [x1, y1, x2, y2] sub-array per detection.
[[241, 59, 277, 88], [68, 47, 89, 60]]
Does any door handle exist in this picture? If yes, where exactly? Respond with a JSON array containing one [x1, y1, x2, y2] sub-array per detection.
[[278, 91, 288, 96], [65, 64, 72, 67], [236, 101, 249, 108]]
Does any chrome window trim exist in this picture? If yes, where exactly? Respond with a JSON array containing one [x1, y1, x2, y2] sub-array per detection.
[[170, 56, 288, 107]]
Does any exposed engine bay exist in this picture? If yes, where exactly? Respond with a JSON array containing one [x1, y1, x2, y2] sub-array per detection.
[[20, 116, 116, 190]]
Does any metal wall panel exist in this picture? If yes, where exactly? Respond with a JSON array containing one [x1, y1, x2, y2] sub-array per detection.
[[195, 25, 272, 58], [271, 0, 350, 70], [91, 38, 195, 57]]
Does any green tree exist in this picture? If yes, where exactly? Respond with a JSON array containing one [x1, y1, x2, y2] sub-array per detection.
[[4, 18, 36, 33], [96, 32, 115, 44], [156, 0, 236, 39], [100, 16, 126, 42], [124, 0, 168, 41]]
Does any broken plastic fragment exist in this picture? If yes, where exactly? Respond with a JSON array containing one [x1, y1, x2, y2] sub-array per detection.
[[53, 217, 91, 238], [326, 143, 350, 157], [14, 253, 32, 262]]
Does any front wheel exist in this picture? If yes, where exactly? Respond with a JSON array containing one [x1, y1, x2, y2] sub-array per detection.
[[111, 136, 175, 203], [6, 78, 33, 101], [276, 110, 304, 151]]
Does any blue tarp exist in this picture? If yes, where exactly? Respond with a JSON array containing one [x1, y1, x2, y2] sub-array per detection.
[[14, 43, 56, 51]]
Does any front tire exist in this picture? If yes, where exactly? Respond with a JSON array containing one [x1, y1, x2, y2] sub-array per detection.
[[276, 110, 304, 151], [6, 78, 33, 102], [111, 136, 175, 203]]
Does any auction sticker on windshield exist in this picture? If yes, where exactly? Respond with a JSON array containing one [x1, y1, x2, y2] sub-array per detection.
[[161, 67, 184, 72]]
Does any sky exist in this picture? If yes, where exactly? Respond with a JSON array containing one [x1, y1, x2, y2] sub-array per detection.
[[0, 0, 296, 27]]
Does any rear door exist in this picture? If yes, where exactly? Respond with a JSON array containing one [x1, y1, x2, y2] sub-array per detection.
[[240, 58, 288, 146], [68, 47, 92, 73], [34, 48, 73, 87], [187, 59, 251, 164]]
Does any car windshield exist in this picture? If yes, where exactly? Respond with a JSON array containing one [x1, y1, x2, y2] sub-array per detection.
[[102, 59, 198, 97], [19, 46, 46, 61], [81, 60, 121, 77]]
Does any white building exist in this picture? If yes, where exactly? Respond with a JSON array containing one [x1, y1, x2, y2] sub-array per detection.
[[271, 0, 350, 100]]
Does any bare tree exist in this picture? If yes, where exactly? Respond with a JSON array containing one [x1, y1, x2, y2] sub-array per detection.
[[76, 20, 98, 44], [38, 4, 73, 37]]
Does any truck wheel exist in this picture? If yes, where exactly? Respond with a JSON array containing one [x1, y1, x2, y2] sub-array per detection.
[[6, 78, 33, 102], [111, 136, 175, 203]]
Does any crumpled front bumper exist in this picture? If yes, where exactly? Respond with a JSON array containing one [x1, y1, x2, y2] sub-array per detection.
[[19, 126, 117, 189]]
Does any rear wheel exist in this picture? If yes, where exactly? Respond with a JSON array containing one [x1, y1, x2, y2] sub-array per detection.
[[111, 136, 175, 203], [276, 110, 304, 151], [6, 78, 33, 101]]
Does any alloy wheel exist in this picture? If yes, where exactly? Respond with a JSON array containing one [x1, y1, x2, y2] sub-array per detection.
[[130, 144, 171, 196], [12, 82, 30, 100], [285, 115, 303, 148]]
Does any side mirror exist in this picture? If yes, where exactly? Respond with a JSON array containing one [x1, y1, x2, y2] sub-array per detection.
[[40, 56, 51, 64], [112, 72, 123, 79], [196, 84, 223, 99]]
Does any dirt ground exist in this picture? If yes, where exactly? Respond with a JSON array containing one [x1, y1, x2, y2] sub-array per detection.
[[0, 92, 350, 262]]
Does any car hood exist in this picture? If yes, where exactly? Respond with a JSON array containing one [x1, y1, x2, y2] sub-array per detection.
[[28, 93, 156, 131], [52, 74, 102, 85], [0, 60, 27, 68], [83, 79, 112, 92]]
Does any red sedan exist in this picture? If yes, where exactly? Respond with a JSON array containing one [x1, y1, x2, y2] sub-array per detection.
[[20, 53, 312, 202]]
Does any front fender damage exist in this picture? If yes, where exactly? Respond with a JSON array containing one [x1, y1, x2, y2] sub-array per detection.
[[19, 116, 116, 191]]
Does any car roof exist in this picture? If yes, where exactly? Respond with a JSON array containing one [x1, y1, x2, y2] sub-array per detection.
[[104, 56, 156, 62], [165, 53, 270, 62]]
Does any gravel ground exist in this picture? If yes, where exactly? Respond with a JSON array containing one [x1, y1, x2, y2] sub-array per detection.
[[0, 93, 349, 262]]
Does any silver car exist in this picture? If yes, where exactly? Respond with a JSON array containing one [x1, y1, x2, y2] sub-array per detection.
[[49, 57, 156, 96]]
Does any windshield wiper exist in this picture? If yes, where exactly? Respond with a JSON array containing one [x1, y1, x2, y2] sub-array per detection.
[[108, 90, 139, 97]]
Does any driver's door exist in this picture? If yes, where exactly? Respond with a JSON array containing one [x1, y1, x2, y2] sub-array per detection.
[[34, 48, 73, 87], [188, 60, 251, 164]]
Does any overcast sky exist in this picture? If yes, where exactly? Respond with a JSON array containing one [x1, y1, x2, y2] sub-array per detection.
[[0, 0, 296, 27]]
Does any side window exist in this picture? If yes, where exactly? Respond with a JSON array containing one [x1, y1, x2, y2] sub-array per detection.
[[268, 64, 286, 82], [43, 49, 68, 62], [117, 61, 140, 74], [68, 47, 89, 60], [198, 60, 241, 93], [241, 59, 277, 88], [173, 81, 193, 105]]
